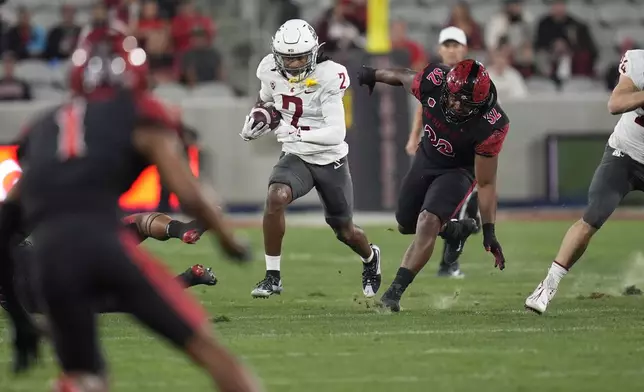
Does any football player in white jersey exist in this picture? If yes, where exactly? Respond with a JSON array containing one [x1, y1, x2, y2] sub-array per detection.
[[240, 19, 381, 299], [525, 49, 644, 314]]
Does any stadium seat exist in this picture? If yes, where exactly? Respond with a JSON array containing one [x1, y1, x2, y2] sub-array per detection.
[[34, 86, 68, 100], [14, 61, 53, 85], [526, 78, 558, 93], [50, 61, 71, 88], [191, 82, 235, 98], [597, 4, 640, 26], [32, 11, 60, 31], [615, 26, 644, 44], [561, 77, 601, 93], [522, 3, 547, 19], [469, 4, 501, 23], [593, 27, 617, 51], [566, 2, 598, 24], [396, 5, 449, 27], [154, 83, 190, 102]]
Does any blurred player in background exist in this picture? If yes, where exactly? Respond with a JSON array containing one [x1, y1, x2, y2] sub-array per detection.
[[358, 59, 508, 312], [240, 19, 382, 299], [525, 49, 644, 315], [0, 27, 261, 392], [407, 27, 480, 278]]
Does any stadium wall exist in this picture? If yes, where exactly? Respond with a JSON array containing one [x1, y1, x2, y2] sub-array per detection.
[[0, 93, 619, 211]]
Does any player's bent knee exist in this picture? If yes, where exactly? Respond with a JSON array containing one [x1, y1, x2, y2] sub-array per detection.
[[395, 211, 417, 235], [416, 210, 442, 233], [266, 183, 292, 212], [329, 222, 355, 244], [397, 224, 415, 235], [582, 194, 617, 230]]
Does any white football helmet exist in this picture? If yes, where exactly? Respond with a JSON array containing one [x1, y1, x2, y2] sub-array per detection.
[[271, 19, 320, 82]]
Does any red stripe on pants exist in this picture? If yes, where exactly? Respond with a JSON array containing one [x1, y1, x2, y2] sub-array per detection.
[[119, 231, 207, 331]]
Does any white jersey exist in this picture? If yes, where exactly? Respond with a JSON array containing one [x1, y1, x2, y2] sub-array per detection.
[[609, 49, 644, 164], [256, 54, 349, 165]]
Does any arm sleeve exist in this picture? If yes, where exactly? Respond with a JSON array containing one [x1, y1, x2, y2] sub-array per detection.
[[256, 55, 275, 103], [620, 50, 644, 90], [259, 81, 274, 103], [135, 93, 180, 133], [410, 63, 447, 103], [475, 123, 510, 157], [299, 70, 349, 146]]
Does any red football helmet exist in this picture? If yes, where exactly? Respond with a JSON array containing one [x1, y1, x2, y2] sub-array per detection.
[[69, 26, 148, 96], [440, 59, 495, 124]]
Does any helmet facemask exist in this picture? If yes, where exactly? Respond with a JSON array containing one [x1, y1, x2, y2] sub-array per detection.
[[440, 84, 488, 125], [272, 44, 319, 83]]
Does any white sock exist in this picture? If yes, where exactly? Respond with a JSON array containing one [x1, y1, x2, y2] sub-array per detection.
[[362, 249, 374, 263], [547, 261, 568, 286], [265, 255, 281, 271]]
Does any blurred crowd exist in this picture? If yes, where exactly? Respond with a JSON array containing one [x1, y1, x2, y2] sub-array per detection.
[[0, 0, 640, 102], [0, 0, 227, 101], [309, 0, 641, 101]]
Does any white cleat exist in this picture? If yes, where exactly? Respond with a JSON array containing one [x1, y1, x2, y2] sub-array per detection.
[[525, 276, 558, 315], [251, 276, 283, 298], [362, 245, 382, 298]]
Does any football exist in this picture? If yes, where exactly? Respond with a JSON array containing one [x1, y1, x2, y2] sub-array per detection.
[[250, 103, 281, 131]]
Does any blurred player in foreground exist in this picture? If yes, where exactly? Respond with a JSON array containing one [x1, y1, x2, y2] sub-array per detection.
[[358, 59, 509, 312], [0, 27, 261, 392], [525, 49, 644, 314], [408, 27, 480, 278], [0, 212, 217, 314], [240, 19, 382, 299]]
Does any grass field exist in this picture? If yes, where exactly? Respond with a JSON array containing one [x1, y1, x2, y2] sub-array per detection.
[[2, 218, 644, 391]]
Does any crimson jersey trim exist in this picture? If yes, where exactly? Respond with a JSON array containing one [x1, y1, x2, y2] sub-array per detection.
[[475, 123, 509, 157]]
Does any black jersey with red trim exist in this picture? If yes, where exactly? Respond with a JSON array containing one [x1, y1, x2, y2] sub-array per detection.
[[16, 89, 179, 224], [411, 62, 510, 172]]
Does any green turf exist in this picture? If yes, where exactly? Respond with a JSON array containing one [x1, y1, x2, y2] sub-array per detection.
[[2, 220, 644, 391]]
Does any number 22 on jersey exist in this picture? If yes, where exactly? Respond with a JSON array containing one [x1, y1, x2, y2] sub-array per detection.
[[56, 101, 87, 160], [424, 124, 455, 157]]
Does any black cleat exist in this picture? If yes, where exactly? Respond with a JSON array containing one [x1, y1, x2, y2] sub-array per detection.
[[362, 244, 382, 297], [251, 274, 283, 298], [185, 264, 218, 286], [379, 284, 403, 312], [438, 218, 479, 278]]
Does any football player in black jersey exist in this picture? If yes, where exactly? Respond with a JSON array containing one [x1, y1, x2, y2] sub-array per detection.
[[407, 27, 480, 278], [0, 26, 261, 392], [358, 59, 508, 312]]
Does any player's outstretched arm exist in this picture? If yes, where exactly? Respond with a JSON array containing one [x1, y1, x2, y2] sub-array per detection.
[[133, 127, 250, 262], [475, 153, 506, 270], [357, 66, 416, 95], [607, 74, 644, 115], [474, 154, 499, 226]]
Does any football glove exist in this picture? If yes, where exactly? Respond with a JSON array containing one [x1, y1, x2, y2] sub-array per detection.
[[357, 66, 377, 95], [239, 114, 271, 141], [482, 223, 506, 270], [275, 124, 301, 143]]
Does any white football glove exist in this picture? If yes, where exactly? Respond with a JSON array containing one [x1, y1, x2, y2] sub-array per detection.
[[275, 124, 302, 143], [239, 114, 271, 141]]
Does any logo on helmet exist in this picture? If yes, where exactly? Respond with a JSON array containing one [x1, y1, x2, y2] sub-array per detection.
[[440, 59, 491, 124]]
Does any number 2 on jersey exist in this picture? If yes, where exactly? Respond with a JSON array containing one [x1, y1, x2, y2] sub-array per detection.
[[56, 102, 87, 160], [282, 95, 310, 130], [424, 124, 455, 157]]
